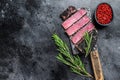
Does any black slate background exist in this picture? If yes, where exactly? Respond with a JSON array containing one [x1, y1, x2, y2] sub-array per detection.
[[0, 0, 120, 80]]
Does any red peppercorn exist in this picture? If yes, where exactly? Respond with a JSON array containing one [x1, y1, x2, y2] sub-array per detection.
[[96, 3, 113, 24]]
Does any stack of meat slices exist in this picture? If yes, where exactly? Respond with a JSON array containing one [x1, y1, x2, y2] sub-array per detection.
[[60, 6, 98, 54]]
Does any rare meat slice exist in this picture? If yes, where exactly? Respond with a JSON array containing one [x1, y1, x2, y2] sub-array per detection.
[[62, 9, 87, 29], [71, 22, 95, 44], [66, 16, 90, 36]]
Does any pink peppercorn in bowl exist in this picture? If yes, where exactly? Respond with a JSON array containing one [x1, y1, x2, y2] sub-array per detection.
[[95, 2, 113, 26]]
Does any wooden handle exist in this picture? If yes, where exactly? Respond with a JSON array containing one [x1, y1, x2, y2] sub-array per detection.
[[90, 50, 104, 80]]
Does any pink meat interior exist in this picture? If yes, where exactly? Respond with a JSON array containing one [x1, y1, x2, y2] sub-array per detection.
[[66, 16, 90, 36], [71, 22, 94, 44], [62, 9, 87, 29]]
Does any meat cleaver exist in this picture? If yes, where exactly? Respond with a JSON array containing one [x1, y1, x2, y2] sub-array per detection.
[[60, 6, 104, 80]]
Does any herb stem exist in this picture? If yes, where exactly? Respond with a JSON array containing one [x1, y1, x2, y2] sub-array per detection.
[[52, 33, 93, 78]]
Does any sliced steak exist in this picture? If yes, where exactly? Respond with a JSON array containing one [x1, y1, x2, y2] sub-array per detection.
[[62, 9, 87, 29], [66, 16, 90, 36], [71, 22, 95, 44], [60, 7, 96, 53]]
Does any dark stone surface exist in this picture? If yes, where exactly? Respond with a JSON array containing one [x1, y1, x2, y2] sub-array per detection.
[[0, 0, 120, 80]]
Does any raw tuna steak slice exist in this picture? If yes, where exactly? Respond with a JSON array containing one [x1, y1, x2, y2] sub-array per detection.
[[66, 16, 90, 36], [62, 9, 87, 29], [71, 22, 95, 44]]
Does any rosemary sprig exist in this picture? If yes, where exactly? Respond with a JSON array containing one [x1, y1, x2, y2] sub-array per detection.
[[84, 32, 93, 57], [52, 34, 93, 78]]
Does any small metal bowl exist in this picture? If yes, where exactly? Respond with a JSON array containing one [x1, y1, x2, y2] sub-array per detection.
[[95, 2, 113, 26]]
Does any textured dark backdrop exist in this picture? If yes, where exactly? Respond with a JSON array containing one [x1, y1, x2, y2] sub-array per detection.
[[0, 0, 120, 80]]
